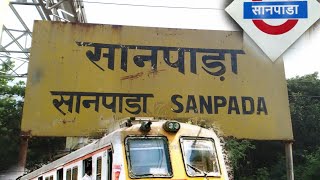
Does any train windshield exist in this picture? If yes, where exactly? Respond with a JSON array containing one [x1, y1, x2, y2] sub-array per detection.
[[125, 136, 172, 178], [180, 137, 220, 177]]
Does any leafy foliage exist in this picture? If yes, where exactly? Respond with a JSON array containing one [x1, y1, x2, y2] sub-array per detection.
[[297, 148, 320, 179], [288, 73, 320, 151], [26, 137, 66, 171], [288, 73, 320, 180], [0, 59, 24, 171], [0, 97, 23, 170], [225, 139, 255, 172]]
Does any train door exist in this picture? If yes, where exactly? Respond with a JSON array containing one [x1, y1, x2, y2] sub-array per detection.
[[107, 149, 112, 180]]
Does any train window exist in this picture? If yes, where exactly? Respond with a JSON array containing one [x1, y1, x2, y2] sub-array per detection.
[[180, 137, 220, 177], [57, 168, 63, 180], [96, 157, 102, 180], [72, 166, 78, 180], [38, 176, 43, 180], [49, 175, 53, 180], [83, 157, 92, 177], [45, 177, 49, 180], [125, 136, 172, 178], [66, 169, 71, 180]]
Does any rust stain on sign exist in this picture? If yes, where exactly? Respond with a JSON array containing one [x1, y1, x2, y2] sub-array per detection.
[[61, 118, 76, 124], [20, 130, 32, 137], [147, 69, 166, 76], [121, 72, 144, 80]]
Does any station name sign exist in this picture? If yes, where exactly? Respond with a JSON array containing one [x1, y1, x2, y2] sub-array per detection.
[[21, 21, 292, 140]]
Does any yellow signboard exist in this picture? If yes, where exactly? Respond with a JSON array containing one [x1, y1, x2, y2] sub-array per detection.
[[22, 21, 293, 140]]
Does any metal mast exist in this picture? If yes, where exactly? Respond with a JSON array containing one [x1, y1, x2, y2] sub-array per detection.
[[0, 0, 87, 78]]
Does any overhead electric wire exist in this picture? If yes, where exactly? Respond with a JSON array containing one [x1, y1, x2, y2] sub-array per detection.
[[74, 0, 225, 10], [288, 95, 320, 98]]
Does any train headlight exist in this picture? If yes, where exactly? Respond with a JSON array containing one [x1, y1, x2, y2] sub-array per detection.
[[163, 121, 180, 133]]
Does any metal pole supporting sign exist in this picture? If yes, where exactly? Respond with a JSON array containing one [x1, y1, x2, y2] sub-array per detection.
[[285, 141, 294, 180]]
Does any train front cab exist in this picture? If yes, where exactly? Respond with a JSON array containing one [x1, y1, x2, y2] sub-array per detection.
[[118, 121, 229, 180]]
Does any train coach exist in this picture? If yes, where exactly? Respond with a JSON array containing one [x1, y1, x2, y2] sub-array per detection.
[[20, 119, 229, 180]]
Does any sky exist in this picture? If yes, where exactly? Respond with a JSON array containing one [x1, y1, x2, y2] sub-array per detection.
[[1, 0, 320, 79]]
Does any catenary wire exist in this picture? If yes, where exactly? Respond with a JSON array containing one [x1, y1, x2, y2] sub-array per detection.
[[73, 0, 225, 10]]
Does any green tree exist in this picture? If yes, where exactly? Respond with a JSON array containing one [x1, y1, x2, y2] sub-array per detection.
[[26, 137, 66, 171], [287, 72, 320, 180], [0, 60, 25, 171], [288, 73, 320, 151], [296, 148, 320, 180], [225, 138, 255, 175]]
